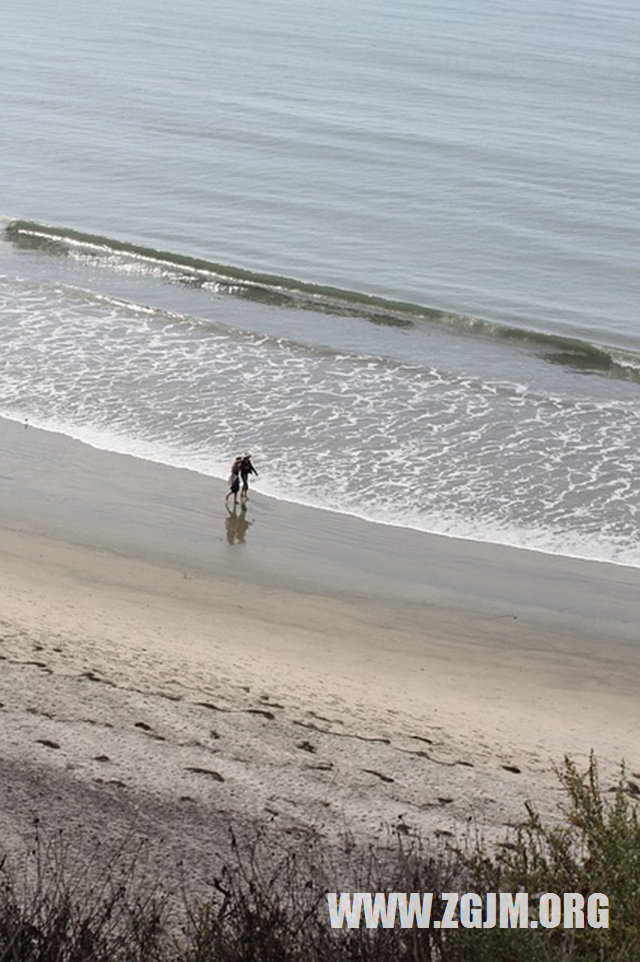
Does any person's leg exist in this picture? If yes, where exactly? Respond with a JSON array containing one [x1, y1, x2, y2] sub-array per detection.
[[229, 476, 240, 506]]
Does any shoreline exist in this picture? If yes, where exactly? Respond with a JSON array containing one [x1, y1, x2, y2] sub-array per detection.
[[3, 411, 637, 573], [2, 416, 638, 628], [1, 414, 639, 872]]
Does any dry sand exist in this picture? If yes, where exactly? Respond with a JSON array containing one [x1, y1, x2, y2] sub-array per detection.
[[1, 415, 639, 881]]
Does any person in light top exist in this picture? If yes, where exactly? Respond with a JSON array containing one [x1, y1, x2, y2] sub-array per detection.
[[225, 455, 243, 508]]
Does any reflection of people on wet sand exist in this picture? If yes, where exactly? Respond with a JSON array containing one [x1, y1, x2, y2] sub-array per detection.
[[239, 451, 258, 502], [225, 455, 243, 509], [225, 504, 253, 544]]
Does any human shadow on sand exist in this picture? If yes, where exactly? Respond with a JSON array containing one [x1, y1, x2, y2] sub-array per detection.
[[225, 505, 254, 545]]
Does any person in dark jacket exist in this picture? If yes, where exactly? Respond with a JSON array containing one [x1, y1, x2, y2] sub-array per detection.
[[239, 451, 258, 501]]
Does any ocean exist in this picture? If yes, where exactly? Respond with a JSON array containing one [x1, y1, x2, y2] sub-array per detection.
[[1, 0, 638, 566]]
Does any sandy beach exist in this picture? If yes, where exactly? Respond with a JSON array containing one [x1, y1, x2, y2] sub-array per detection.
[[1, 414, 639, 878]]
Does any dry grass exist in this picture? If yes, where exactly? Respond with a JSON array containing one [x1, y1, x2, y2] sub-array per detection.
[[1, 755, 637, 961]]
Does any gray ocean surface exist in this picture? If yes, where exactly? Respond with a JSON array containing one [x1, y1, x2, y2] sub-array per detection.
[[1, 0, 639, 565]]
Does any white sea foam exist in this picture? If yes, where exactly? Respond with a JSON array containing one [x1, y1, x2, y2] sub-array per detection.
[[2, 404, 638, 568], [0, 275, 638, 568]]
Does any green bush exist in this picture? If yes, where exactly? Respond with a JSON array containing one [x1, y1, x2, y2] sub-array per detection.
[[455, 752, 640, 961]]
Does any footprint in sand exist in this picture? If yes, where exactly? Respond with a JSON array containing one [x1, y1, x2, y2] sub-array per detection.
[[24, 661, 52, 674], [260, 696, 285, 708], [197, 701, 226, 712], [185, 766, 225, 782], [134, 722, 166, 741], [36, 739, 60, 750], [196, 702, 276, 721], [362, 769, 394, 784], [81, 670, 115, 687], [245, 708, 276, 720]]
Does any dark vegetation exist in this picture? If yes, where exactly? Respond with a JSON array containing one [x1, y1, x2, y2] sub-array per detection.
[[0, 754, 638, 961]]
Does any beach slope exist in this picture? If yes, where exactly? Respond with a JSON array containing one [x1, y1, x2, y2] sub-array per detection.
[[1, 416, 638, 870]]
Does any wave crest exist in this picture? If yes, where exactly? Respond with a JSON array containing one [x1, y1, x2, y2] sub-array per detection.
[[5, 219, 640, 382]]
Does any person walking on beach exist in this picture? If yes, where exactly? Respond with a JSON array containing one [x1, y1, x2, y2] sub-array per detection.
[[225, 455, 242, 508], [239, 451, 258, 501]]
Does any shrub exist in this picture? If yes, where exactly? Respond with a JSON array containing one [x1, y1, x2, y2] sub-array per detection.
[[454, 752, 640, 961], [0, 754, 637, 961]]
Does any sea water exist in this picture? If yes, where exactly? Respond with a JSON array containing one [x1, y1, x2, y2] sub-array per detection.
[[1, 0, 638, 565]]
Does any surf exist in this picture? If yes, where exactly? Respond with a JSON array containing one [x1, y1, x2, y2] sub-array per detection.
[[6, 219, 640, 383]]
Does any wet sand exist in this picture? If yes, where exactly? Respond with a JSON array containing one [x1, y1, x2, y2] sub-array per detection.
[[1, 415, 639, 873]]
